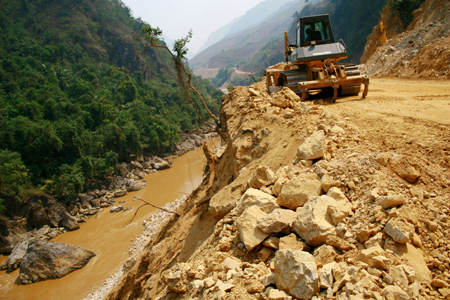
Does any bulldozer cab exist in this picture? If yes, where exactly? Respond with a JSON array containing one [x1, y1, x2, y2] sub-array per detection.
[[298, 15, 335, 47]]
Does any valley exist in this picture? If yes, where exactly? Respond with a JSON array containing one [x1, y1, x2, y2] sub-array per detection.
[[1, 0, 449, 299], [0, 141, 217, 300]]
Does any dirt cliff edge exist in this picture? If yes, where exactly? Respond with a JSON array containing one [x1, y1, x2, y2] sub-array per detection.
[[100, 77, 450, 300]]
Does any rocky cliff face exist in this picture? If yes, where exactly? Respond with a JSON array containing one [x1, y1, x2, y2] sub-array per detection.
[[101, 78, 450, 300], [362, 0, 450, 79]]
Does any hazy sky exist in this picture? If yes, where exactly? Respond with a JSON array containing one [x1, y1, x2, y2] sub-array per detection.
[[122, 0, 266, 56]]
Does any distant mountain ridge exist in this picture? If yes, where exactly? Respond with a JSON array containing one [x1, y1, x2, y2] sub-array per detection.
[[196, 0, 295, 54], [192, 0, 386, 87], [190, 0, 309, 69]]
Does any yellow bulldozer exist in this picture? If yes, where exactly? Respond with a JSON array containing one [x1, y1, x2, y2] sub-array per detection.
[[266, 14, 369, 102]]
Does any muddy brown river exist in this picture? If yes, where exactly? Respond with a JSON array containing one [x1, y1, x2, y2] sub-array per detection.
[[0, 140, 219, 300]]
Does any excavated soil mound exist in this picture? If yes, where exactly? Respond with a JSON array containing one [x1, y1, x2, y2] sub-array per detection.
[[101, 77, 450, 300]]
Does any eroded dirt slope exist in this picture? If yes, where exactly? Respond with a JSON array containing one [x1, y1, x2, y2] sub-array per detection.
[[362, 0, 450, 79], [102, 77, 450, 300]]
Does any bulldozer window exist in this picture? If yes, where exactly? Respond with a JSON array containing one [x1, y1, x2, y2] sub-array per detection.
[[304, 20, 331, 43]]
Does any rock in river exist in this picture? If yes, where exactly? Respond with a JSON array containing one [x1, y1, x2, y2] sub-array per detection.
[[19, 240, 95, 284], [110, 205, 124, 213]]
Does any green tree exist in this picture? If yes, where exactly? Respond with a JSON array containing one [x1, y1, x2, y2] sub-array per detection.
[[135, 25, 226, 141], [0, 150, 30, 213], [49, 163, 85, 199]]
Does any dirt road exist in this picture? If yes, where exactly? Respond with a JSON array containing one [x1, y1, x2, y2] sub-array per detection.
[[330, 78, 450, 126], [326, 77, 450, 189]]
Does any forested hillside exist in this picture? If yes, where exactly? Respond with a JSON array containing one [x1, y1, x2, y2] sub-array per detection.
[[0, 0, 222, 210]]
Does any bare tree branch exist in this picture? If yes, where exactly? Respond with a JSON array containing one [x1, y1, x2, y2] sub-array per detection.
[[127, 198, 181, 225], [133, 25, 227, 142]]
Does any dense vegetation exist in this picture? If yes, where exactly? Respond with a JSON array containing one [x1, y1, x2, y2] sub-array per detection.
[[0, 0, 222, 211], [211, 67, 235, 87]]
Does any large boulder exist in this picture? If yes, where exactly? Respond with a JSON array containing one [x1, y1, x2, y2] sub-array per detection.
[[250, 166, 275, 189], [114, 189, 127, 198], [274, 249, 320, 300], [0, 217, 27, 253], [276, 173, 322, 210], [236, 206, 270, 251], [47, 203, 79, 231], [296, 131, 326, 161], [0, 226, 52, 273], [236, 188, 279, 215], [1, 231, 34, 273], [128, 181, 147, 192], [153, 159, 171, 170], [257, 208, 297, 234], [19, 240, 95, 284], [384, 219, 414, 243], [292, 195, 337, 246]]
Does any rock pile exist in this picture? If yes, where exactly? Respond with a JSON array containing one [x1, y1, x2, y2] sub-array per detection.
[[64, 156, 178, 222], [147, 80, 450, 300]]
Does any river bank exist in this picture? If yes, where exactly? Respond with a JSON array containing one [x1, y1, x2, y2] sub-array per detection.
[[0, 127, 218, 253], [0, 137, 220, 300]]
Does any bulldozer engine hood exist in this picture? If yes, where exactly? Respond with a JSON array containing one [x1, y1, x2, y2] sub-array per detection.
[[291, 42, 347, 63]]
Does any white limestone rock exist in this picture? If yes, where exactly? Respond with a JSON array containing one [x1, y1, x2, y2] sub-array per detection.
[[384, 219, 414, 244], [296, 131, 326, 161], [250, 166, 276, 189], [236, 206, 270, 251], [276, 173, 322, 210], [321, 174, 339, 192], [222, 257, 242, 272], [268, 288, 293, 300], [274, 249, 319, 300], [319, 262, 337, 289], [326, 187, 349, 202], [237, 188, 279, 215], [376, 194, 406, 209], [292, 195, 337, 246], [257, 208, 297, 234], [381, 285, 410, 300]]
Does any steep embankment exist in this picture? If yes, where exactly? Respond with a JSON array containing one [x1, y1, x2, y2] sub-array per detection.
[[102, 76, 450, 300], [0, 0, 222, 254], [362, 0, 450, 79], [95, 2, 450, 299]]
